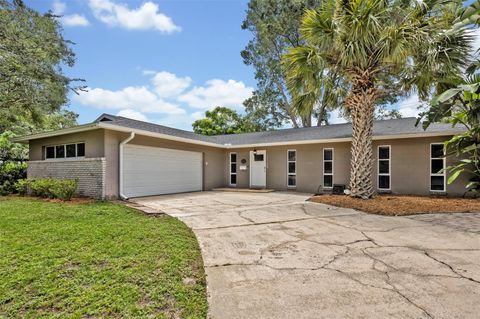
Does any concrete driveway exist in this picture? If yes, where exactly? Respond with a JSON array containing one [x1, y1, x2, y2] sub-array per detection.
[[133, 191, 480, 319]]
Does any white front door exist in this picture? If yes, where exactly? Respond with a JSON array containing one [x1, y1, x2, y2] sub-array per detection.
[[250, 150, 266, 188]]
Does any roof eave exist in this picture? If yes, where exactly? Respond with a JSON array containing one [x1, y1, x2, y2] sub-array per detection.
[[11, 123, 100, 143]]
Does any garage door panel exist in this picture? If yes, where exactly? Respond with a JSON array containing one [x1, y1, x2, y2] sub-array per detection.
[[123, 144, 202, 197]]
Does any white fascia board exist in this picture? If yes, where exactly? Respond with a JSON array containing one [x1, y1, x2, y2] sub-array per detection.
[[97, 122, 223, 148], [11, 123, 100, 143]]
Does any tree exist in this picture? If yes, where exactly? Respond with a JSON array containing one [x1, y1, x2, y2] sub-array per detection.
[[192, 107, 265, 136], [422, 77, 480, 193], [0, 0, 82, 133], [241, 0, 324, 128], [283, 0, 473, 198]]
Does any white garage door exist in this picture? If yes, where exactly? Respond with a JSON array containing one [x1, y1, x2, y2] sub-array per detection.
[[123, 144, 203, 198]]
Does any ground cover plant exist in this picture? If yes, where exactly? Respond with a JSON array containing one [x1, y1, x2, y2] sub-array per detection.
[[0, 197, 207, 318]]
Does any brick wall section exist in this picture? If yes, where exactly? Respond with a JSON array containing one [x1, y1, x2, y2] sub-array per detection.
[[27, 158, 106, 199]]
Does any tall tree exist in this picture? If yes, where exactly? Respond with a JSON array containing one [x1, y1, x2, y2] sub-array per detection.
[[283, 0, 473, 198], [192, 106, 266, 136], [0, 0, 82, 134], [242, 0, 325, 128]]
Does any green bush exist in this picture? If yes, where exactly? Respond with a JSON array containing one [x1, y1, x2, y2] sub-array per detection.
[[14, 179, 28, 196], [0, 161, 27, 195], [22, 178, 78, 201]]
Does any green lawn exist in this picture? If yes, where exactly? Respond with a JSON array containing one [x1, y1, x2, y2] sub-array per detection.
[[0, 197, 207, 319]]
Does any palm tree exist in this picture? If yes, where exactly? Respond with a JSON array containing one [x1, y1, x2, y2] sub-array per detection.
[[283, 0, 474, 199]]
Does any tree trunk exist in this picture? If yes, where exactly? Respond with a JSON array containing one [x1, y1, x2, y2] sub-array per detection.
[[345, 69, 377, 199]]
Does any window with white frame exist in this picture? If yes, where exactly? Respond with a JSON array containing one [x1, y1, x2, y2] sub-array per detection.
[[45, 143, 85, 160], [287, 150, 296, 187], [430, 143, 445, 191], [378, 145, 391, 190], [230, 152, 237, 186], [323, 148, 334, 188]]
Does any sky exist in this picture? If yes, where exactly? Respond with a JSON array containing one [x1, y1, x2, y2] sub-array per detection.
[[27, 0, 480, 131]]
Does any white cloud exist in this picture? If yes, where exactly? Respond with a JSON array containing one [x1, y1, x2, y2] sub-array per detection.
[[75, 86, 185, 115], [328, 110, 347, 124], [178, 79, 254, 110], [53, 0, 90, 27], [151, 71, 191, 97], [89, 0, 180, 33], [53, 0, 66, 14], [116, 109, 148, 121], [62, 14, 90, 27], [397, 94, 425, 118]]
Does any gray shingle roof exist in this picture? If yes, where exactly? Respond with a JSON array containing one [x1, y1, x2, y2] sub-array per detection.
[[97, 114, 463, 146]]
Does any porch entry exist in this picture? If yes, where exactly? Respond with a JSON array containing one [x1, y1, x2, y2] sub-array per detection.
[[249, 150, 266, 188]]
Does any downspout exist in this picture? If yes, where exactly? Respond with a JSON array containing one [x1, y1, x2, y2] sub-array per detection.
[[119, 132, 135, 200]]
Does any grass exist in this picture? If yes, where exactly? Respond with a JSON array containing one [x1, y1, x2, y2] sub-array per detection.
[[0, 197, 207, 319], [309, 194, 480, 216]]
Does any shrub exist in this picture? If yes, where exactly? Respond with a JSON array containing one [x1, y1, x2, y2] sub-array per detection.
[[0, 161, 27, 195], [23, 178, 78, 201], [14, 179, 28, 196]]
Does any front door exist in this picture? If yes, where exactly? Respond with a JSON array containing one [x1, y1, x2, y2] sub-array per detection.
[[250, 150, 266, 188]]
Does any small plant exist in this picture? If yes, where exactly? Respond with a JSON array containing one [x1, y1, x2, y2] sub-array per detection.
[[14, 179, 28, 196], [24, 178, 78, 201]]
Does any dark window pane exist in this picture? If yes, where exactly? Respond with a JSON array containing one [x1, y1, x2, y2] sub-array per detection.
[[288, 151, 296, 161], [379, 160, 389, 174], [431, 144, 444, 158], [379, 175, 390, 189], [66, 144, 76, 157], [431, 159, 444, 174], [230, 153, 236, 163], [230, 174, 237, 185], [288, 174, 296, 187], [77, 143, 85, 157], [254, 154, 264, 161], [288, 162, 296, 174], [324, 161, 333, 174], [431, 176, 445, 191], [231, 163, 237, 173], [55, 145, 65, 158], [379, 147, 390, 159], [46, 147, 55, 159], [324, 175, 333, 187], [324, 149, 333, 161]]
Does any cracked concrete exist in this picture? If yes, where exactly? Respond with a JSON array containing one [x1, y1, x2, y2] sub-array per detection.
[[133, 191, 480, 319]]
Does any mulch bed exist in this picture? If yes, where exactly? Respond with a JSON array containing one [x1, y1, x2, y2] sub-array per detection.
[[309, 194, 480, 216]]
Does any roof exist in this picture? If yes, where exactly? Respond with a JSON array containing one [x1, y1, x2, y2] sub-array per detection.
[[13, 113, 464, 148]]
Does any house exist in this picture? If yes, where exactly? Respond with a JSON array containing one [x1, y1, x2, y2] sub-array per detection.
[[13, 113, 469, 199]]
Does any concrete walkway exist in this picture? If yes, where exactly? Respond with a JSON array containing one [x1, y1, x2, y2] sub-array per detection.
[[133, 191, 480, 319]]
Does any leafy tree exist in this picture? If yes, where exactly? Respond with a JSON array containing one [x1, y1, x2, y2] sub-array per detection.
[[283, 0, 473, 198], [242, 0, 325, 128], [192, 106, 265, 136], [420, 62, 480, 193], [0, 0, 83, 133]]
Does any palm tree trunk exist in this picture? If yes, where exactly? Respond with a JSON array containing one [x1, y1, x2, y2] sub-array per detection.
[[346, 70, 377, 199]]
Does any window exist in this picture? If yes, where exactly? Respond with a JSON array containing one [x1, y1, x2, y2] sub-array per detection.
[[230, 153, 237, 186], [254, 153, 264, 161], [44, 142, 85, 160], [46, 146, 55, 159], [430, 143, 445, 191], [287, 150, 296, 187], [378, 145, 391, 190], [323, 148, 334, 188]]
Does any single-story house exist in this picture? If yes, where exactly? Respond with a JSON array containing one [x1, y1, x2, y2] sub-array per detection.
[[13, 113, 470, 199]]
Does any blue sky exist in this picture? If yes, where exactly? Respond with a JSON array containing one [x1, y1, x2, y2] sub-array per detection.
[[27, 0, 480, 130]]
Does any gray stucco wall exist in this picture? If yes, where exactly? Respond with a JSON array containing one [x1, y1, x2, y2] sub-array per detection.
[[226, 136, 470, 196], [27, 158, 106, 199]]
